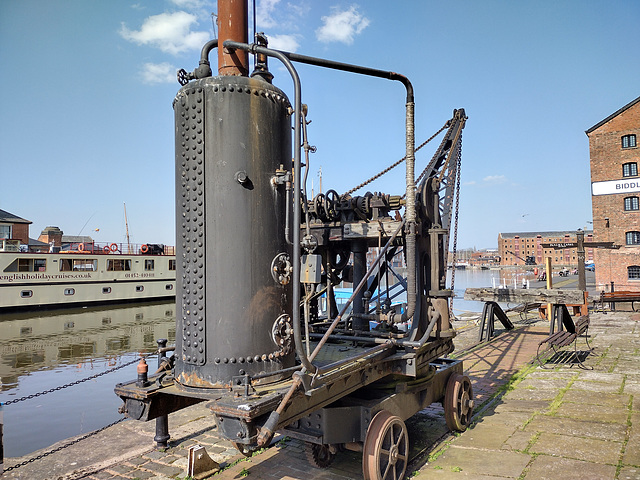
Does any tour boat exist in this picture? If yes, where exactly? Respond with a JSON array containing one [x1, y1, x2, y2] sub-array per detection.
[[0, 239, 176, 310]]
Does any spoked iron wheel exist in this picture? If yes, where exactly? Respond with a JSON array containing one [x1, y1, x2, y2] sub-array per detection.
[[306, 443, 336, 468], [444, 373, 474, 432], [362, 410, 409, 480]]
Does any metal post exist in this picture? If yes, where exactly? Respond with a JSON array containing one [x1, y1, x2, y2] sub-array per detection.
[[610, 281, 615, 311], [154, 339, 170, 449], [577, 229, 586, 292], [1, 403, 4, 475], [352, 241, 368, 330], [545, 257, 553, 322]]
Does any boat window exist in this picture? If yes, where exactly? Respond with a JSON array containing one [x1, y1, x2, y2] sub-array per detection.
[[169, 259, 176, 271], [165, 284, 174, 290], [20, 290, 32, 298], [107, 259, 131, 271], [64, 288, 75, 296], [102, 287, 111, 294], [145, 259, 154, 271], [136, 285, 144, 292], [3, 258, 47, 272], [59, 258, 97, 272]]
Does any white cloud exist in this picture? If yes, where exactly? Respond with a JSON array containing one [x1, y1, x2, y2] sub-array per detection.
[[482, 175, 507, 184], [266, 33, 300, 52], [255, 0, 282, 29], [170, 0, 206, 9], [316, 5, 369, 45], [120, 11, 209, 55], [140, 62, 177, 84]]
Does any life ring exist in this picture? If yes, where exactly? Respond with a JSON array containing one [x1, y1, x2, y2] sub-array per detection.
[[78, 243, 85, 252], [103, 246, 110, 254], [140, 244, 149, 254], [109, 243, 118, 252]]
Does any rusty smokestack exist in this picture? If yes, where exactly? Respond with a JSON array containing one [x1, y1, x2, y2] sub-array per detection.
[[217, 0, 249, 76]]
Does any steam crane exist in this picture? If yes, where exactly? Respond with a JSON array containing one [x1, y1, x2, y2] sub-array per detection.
[[115, 1, 470, 478]]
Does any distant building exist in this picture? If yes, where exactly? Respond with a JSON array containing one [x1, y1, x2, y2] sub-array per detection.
[[498, 231, 594, 267], [0, 209, 31, 245], [587, 95, 640, 291]]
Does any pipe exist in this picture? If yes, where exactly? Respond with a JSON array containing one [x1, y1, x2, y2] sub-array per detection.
[[217, 0, 248, 76]]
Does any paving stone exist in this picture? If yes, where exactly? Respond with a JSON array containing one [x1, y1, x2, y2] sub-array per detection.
[[571, 380, 623, 394], [502, 429, 535, 452], [619, 466, 640, 480], [523, 414, 627, 442], [529, 432, 622, 465], [504, 386, 557, 402], [562, 389, 631, 408], [453, 422, 518, 450], [525, 455, 617, 479], [554, 401, 629, 424], [428, 445, 530, 477]]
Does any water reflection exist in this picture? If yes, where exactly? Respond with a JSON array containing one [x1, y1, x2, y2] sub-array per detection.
[[0, 301, 175, 457]]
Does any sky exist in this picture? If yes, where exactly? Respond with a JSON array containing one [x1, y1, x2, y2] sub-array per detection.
[[1, 0, 639, 250]]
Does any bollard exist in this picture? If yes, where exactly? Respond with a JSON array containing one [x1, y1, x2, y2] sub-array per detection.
[[154, 339, 170, 449]]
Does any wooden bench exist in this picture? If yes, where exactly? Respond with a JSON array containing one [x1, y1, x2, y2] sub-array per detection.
[[536, 311, 591, 369], [599, 291, 640, 312]]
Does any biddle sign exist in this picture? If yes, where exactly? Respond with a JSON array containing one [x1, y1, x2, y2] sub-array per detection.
[[592, 179, 640, 196]]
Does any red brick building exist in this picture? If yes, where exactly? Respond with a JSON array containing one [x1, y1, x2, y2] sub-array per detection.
[[587, 96, 640, 292], [0, 209, 31, 245], [498, 231, 594, 267]]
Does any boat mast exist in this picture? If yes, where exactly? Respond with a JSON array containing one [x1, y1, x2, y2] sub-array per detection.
[[124, 202, 132, 254]]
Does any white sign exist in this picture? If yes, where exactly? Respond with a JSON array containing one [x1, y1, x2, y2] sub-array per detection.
[[592, 179, 640, 196]]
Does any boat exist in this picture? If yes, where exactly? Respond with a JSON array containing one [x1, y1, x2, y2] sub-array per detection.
[[0, 239, 176, 310]]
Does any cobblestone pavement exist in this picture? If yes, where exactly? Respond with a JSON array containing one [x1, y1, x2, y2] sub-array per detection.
[[6, 306, 639, 480]]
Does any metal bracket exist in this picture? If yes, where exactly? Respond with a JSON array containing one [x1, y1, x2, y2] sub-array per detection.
[[187, 444, 220, 480]]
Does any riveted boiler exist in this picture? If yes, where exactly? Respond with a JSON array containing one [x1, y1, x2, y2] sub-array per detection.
[[116, 1, 471, 478]]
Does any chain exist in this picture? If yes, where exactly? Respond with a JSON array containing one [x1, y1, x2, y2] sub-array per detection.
[[3, 417, 127, 472], [344, 120, 450, 197], [1, 356, 143, 406], [449, 137, 462, 320]]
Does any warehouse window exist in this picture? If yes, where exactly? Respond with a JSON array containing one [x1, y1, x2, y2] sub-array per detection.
[[622, 134, 637, 149], [625, 196, 640, 211], [626, 231, 640, 245], [629, 266, 640, 279], [623, 162, 638, 177]]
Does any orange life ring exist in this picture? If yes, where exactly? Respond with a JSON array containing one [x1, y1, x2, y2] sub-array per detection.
[[103, 246, 110, 254], [109, 243, 118, 252], [140, 244, 149, 253], [78, 243, 85, 252]]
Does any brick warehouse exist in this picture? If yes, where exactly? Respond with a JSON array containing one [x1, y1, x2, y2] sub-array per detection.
[[587, 95, 640, 292], [498, 231, 594, 267]]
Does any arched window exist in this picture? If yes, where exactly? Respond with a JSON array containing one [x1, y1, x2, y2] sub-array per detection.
[[628, 266, 640, 280], [624, 196, 640, 211], [626, 231, 640, 245]]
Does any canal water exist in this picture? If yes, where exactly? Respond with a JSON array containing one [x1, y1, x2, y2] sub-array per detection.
[[0, 268, 529, 458]]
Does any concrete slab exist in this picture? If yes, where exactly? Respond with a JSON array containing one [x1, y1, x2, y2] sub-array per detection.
[[619, 466, 640, 480], [428, 445, 530, 477], [529, 432, 622, 465], [525, 455, 617, 479], [453, 423, 519, 450], [561, 389, 631, 408], [523, 414, 627, 442], [506, 387, 557, 402], [502, 429, 535, 452], [571, 380, 623, 394], [554, 401, 629, 424]]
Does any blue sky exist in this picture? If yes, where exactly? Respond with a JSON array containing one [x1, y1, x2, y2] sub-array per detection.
[[1, 0, 638, 249]]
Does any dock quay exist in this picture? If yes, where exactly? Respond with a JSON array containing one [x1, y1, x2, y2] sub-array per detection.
[[4, 299, 640, 479]]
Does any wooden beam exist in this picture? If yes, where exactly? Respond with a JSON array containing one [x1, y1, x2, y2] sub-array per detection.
[[464, 287, 586, 305]]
